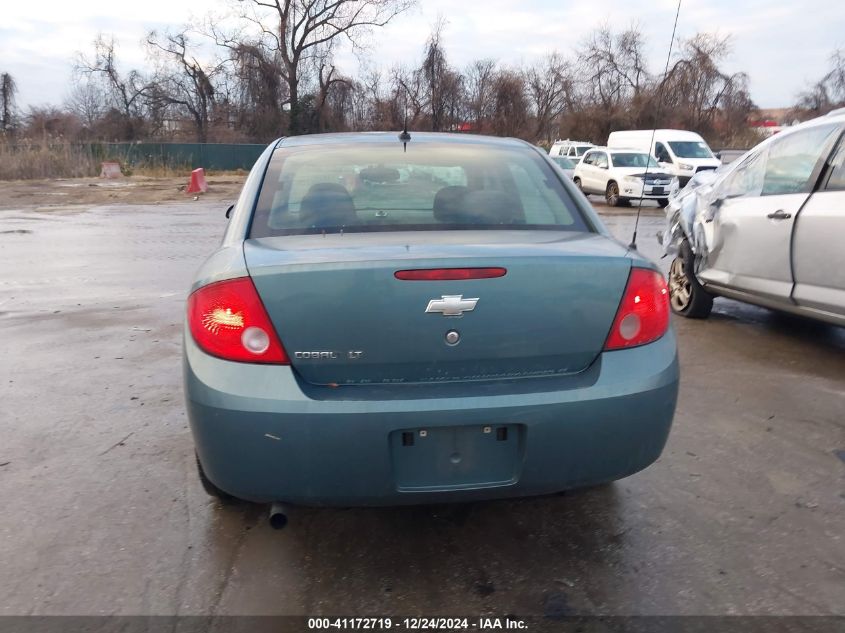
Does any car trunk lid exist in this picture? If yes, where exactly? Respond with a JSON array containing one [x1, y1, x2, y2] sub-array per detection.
[[244, 231, 631, 385]]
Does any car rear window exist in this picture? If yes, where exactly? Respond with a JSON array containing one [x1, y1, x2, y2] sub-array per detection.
[[249, 141, 590, 236]]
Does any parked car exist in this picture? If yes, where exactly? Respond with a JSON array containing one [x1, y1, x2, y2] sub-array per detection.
[[714, 148, 748, 165], [550, 155, 577, 179], [607, 129, 722, 186], [184, 132, 679, 520], [549, 139, 595, 159], [573, 147, 679, 207], [662, 111, 845, 326]]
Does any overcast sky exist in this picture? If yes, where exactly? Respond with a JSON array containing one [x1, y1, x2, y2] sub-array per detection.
[[2, 0, 843, 110]]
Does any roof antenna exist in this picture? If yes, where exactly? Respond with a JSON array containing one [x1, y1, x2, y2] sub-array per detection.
[[629, 0, 682, 251], [399, 115, 411, 152]]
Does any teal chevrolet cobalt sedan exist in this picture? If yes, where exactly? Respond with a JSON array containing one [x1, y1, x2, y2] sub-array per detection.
[[183, 132, 679, 524]]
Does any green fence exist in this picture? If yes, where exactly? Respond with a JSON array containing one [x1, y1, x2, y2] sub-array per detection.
[[98, 142, 267, 171]]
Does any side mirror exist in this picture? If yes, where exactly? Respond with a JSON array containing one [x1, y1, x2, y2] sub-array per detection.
[[225, 204, 234, 219]]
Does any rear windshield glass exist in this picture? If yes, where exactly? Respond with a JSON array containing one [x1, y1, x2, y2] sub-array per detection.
[[668, 141, 713, 159], [611, 153, 660, 168], [249, 142, 590, 236]]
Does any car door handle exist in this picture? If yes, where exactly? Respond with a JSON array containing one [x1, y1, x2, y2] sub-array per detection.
[[767, 209, 792, 220]]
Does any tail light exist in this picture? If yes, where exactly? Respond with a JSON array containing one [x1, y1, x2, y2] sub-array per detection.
[[187, 277, 289, 364], [604, 267, 670, 350]]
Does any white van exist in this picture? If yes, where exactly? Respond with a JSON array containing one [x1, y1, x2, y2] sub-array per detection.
[[606, 129, 721, 186], [549, 139, 595, 160]]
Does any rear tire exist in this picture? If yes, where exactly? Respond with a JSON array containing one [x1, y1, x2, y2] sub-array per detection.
[[605, 181, 621, 207], [196, 453, 239, 503], [658, 198, 669, 208], [669, 240, 713, 318]]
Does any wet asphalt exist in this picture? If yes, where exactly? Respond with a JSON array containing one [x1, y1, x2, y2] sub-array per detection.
[[0, 201, 843, 616]]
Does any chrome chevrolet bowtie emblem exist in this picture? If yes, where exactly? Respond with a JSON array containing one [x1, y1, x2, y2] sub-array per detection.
[[425, 295, 479, 316]]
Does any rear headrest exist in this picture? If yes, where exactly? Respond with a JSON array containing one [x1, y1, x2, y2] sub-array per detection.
[[433, 185, 470, 223], [434, 186, 524, 224], [299, 183, 357, 228], [463, 190, 525, 224]]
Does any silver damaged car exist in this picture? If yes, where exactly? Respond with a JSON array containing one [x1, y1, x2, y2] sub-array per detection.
[[662, 110, 845, 326]]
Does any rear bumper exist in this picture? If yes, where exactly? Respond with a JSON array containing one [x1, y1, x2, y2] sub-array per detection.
[[184, 329, 679, 506]]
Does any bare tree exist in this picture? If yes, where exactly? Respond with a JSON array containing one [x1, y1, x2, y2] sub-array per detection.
[[26, 106, 83, 140], [391, 63, 425, 128], [491, 69, 528, 137], [357, 69, 386, 129], [146, 29, 222, 142], [796, 47, 845, 116], [526, 53, 573, 142], [65, 79, 105, 131], [660, 34, 749, 135], [75, 35, 150, 139], [1, 72, 17, 133], [216, 0, 415, 135], [828, 48, 845, 101], [321, 74, 357, 130], [718, 73, 760, 147], [465, 59, 496, 132], [420, 18, 463, 131], [576, 25, 650, 140], [307, 42, 352, 131], [226, 40, 288, 139]]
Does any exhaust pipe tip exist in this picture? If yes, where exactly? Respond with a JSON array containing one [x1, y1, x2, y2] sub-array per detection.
[[269, 502, 289, 530]]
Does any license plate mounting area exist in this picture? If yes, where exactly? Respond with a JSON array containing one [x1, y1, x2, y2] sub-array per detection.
[[390, 424, 523, 492]]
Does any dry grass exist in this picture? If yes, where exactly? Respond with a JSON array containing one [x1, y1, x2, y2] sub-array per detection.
[[127, 163, 192, 178], [0, 142, 252, 181], [0, 143, 190, 180], [0, 142, 100, 180], [125, 164, 248, 178]]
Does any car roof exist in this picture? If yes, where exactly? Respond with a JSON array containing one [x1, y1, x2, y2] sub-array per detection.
[[611, 129, 704, 138], [276, 131, 532, 150], [584, 146, 648, 154]]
